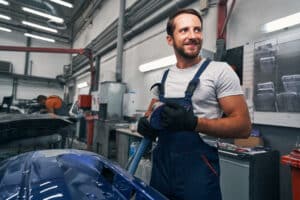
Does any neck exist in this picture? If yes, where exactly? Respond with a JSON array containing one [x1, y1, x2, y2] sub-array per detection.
[[176, 56, 202, 69]]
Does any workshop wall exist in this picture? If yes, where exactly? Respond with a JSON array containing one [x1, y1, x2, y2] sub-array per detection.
[[29, 40, 71, 78], [0, 78, 13, 103], [73, 0, 136, 49], [0, 30, 70, 101], [0, 31, 70, 78], [226, 0, 300, 49], [0, 31, 26, 74], [74, 72, 91, 102], [17, 81, 64, 100]]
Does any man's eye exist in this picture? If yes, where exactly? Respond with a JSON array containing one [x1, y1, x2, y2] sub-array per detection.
[[195, 28, 201, 32], [180, 28, 188, 33]]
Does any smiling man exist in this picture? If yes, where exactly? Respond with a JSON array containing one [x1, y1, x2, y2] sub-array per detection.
[[137, 8, 251, 200]]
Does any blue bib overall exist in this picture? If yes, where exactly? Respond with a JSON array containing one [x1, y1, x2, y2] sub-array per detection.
[[150, 59, 222, 200]]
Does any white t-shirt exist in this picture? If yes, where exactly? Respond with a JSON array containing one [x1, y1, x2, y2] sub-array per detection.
[[152, 58, 243, 119]]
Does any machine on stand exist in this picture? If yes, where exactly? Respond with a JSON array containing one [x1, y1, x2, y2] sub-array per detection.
[[91, 81, 152, 179], [92, 81, 126, 159]]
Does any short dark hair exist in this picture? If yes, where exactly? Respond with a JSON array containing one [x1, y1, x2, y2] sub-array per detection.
[[37, 95, 47, 102], [166, 8, 203, 36]]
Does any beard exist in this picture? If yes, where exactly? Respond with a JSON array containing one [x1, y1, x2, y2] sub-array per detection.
[[173, 38, 202, 59]]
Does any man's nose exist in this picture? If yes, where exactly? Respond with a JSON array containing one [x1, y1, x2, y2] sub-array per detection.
[[187, 30, 197, 38]]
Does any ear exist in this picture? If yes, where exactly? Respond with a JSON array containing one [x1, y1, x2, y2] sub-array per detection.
[[166, 35, 173, 46]]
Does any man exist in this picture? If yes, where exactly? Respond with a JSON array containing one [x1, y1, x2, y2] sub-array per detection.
[[137, 8, 251, 200], [37, 95, 72, 148], [37, 95, 69, 116]]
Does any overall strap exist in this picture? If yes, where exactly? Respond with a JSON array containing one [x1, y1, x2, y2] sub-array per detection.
[[159, 69, 170, 100], [185, 59, 211, 99]]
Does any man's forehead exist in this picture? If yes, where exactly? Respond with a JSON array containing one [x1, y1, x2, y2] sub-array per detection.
[[173, 13, 202, 28]]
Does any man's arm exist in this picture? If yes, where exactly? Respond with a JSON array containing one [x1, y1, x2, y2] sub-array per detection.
[[144, 98, 159, 117], [196, 95, 251, 138]]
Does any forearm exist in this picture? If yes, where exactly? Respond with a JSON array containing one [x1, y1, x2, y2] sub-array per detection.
[[47, 107, 55, 114], [196, 116, 251, 138], [144, 98, 159, 117]]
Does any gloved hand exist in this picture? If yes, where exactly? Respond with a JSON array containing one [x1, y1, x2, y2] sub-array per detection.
[[161, 102, 198, 131], [137, 116, 157, 140]]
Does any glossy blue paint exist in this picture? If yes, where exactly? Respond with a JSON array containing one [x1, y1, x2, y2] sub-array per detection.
[[0, 149, 167, 200]]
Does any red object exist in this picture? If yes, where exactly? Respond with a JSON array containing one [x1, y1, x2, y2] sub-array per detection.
[[217, 0, 236, 41], [86, 115, 94, 150], [281, 149, 300, 200], [78, 95, 92, 109], [217, 0, 227, 40], [85, 114, 98, 150]]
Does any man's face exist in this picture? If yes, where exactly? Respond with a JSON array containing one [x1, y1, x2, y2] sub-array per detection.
[[167, 13, 203, 59]]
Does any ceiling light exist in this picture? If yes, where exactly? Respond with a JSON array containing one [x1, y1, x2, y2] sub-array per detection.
[[49, 0, 73, 8], [24, 33, 55, 43], [77, 82, 88, 88], [22, 21, 58, 33], [0, 0, 9, 6], [262, 12, 300, 33], [139, 55, 176, 72], [0, 27, 11, 32], [22, 7, 64, 24], [0, 14, 11, 20]]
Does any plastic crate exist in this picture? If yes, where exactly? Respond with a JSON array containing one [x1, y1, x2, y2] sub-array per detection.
[[0, 149, 167, 200], [255, 92, 276, 111], [259, 56, 276, 73], [282, 74, 300, 93], [257, 82, 274, 90], [277, 92, 300, 112]]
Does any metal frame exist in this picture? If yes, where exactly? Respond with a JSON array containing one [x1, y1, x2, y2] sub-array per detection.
[[0, 45, 95, 94]]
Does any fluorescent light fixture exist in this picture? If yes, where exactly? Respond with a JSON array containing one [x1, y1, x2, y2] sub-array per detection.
[[49, 0, 73, 8], [262, 12, 300, 33], [77, 82, 88, 88], [0, 0, 9, 6], [22, 21, 58, 33], [0, 14, 11, 20], [22, 7, 64, 24], [0, 27, 11, 32], [139, 55, 176, 72], [24, 33, 55, 43]]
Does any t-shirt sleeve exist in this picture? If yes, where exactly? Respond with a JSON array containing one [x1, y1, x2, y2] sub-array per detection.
[[149, 68, 167, 99], [216, 63, 243, 98], [45, 99, 54, 110], [151, 84, 159, 98]]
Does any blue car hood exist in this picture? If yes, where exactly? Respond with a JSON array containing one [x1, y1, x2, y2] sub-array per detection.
[[0, 149, 166, 200]]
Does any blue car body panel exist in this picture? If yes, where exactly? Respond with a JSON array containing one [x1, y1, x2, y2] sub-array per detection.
[[0, 149, 167, 200]]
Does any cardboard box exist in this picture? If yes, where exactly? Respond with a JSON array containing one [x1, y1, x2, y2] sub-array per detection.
[[234, 136, 264, 148]]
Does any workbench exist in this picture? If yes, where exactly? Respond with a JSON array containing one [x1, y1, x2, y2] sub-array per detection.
[[115, 128, 143, 168]]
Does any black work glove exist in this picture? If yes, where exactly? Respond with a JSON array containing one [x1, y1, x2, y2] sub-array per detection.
[[137, 116, 157, 140], [161, 102, 198, 131]]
